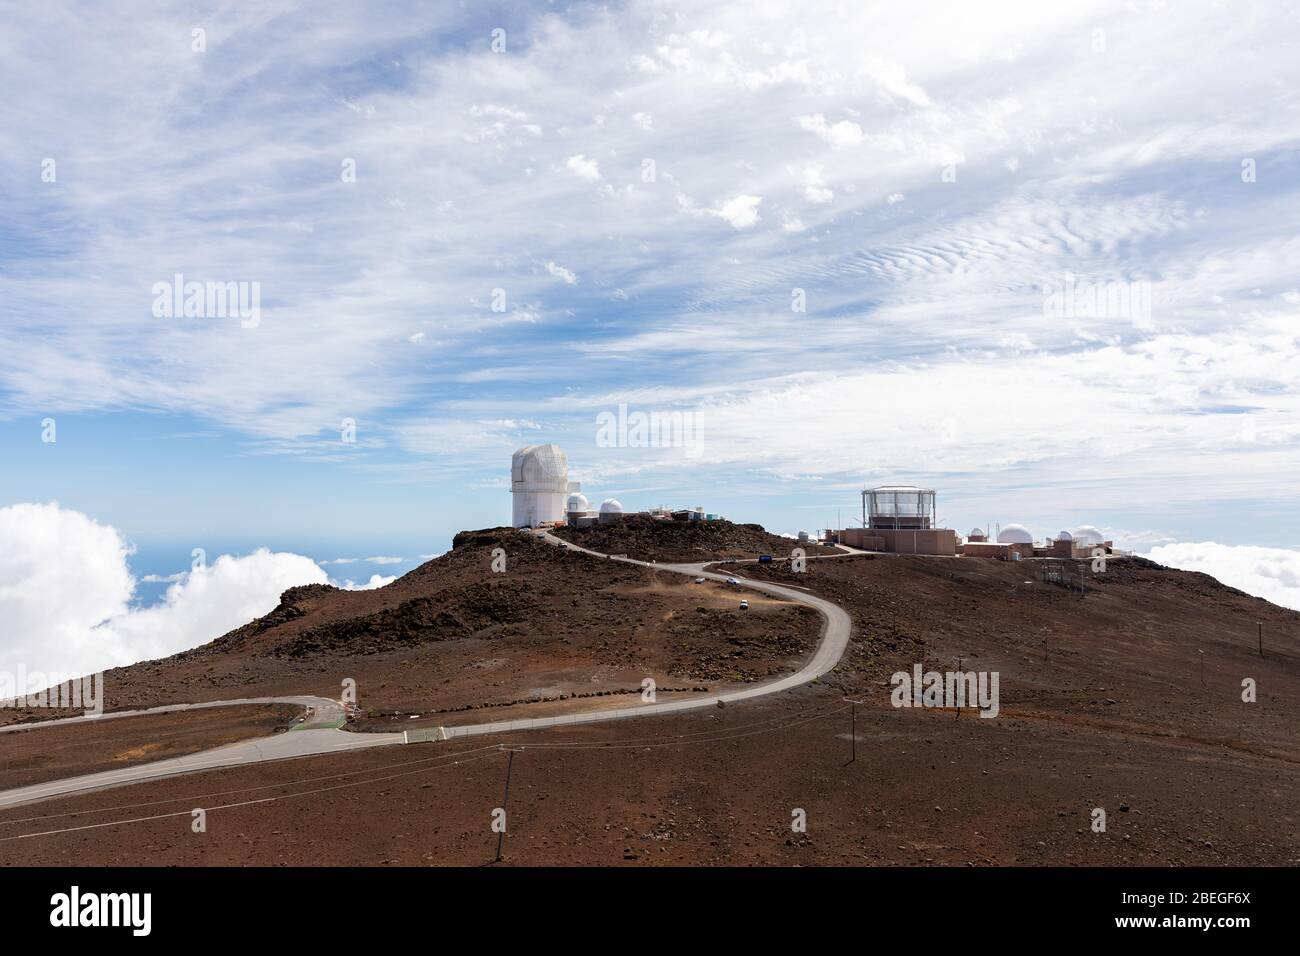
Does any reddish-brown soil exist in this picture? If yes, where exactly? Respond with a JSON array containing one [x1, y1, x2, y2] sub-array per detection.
[[1, 530, 1296, 866], [0, 704, 298, 790], [552, 514, 837, 563], [714, 552, 1300, 761], [0, 688, 1292, 866], [8, 529, 820, 728]]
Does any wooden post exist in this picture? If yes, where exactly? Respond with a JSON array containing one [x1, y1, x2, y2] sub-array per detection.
[[843, 698, 863, 764], [494, 747, 519, 863]]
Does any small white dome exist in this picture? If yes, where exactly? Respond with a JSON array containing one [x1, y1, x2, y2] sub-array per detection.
[[566, 492, 590, 513], [997, 523, 1034, 544], [1056, 530, 1073, 541], [1073, 525, 1105, 546], [599, 498, 623, 513], [970, 527, 985, 538]]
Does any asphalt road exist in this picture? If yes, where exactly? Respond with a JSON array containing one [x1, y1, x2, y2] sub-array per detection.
[[0, 533, 857, 809]]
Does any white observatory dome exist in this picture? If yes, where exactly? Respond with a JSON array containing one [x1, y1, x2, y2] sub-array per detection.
[[970, 527, 985, 538], [599, 498, 623, 514], [511, 444, 571, 527], [1056, 530, 1073, 541], [997, 524, 1034, 544], [566, 492, 590, 513], [1073, 525, 1105, 546], [513, 444, 568, 489]]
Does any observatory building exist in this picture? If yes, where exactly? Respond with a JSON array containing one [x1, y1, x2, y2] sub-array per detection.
[[1049, 525, 1113, 558], [824, 480, 1119, 563], [997, 524, 1034, 545], [836, 485, 957, 555], [511, 444, 580, 527], [863, 485, 936, 530], [509, 443, 720, 528]]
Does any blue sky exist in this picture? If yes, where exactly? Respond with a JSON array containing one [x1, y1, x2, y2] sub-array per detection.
[[3, 1, 1300, 674]]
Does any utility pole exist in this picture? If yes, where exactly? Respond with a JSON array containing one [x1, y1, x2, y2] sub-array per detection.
[[843, 698, 864, 764], [494, 746, 522, 864], [955, 657, 964, 718]]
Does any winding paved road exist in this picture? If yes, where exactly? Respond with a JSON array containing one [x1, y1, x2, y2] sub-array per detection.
[[0, 534, 858, 809]]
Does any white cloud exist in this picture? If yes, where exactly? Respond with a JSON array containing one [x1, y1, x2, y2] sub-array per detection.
[[546, 261, 578, 285], [802, 165, 833, 204], [713, 194, 763, 229], [3, 0, 1300, 544], [796, 113, 865, 148], [1143, 542, 1300, 612], [0, 503, 136, 677], [336, 574, 398, 590], [364, 556, 405, 565], [0, 503, 327, 678], [565, 154, 602, 181], [860, 55, 932, 107]]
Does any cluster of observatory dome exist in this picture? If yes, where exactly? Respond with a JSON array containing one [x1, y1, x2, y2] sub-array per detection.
[[511, 444, 709, 528], [564, 492, 625, 526], [973, 524, 1107, 546]]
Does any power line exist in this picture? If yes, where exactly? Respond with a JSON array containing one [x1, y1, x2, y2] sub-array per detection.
[[2, 749, 504, 843], [1, 701, 850, 830], [1, 702, 858, 843], [0, 742, 504, 828], [2, 697, 863, 842]]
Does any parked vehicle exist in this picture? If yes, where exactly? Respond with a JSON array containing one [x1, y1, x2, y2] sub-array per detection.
[[739, 600, 749, 610], [694, 577, 706, 584], [758, 554, 772, 563], [725, 577, 740, 586]]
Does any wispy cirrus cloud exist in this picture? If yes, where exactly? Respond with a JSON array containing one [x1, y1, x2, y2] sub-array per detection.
[[1, 0, 1298, 538]]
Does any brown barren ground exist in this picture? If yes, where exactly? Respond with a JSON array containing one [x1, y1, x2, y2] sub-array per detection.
[[1, 532, 1297, 865], [30, 531, 820, 725], [0, 690, 1293, 866], [0, 704, 298, 791], [552, 514, 837, 563]]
